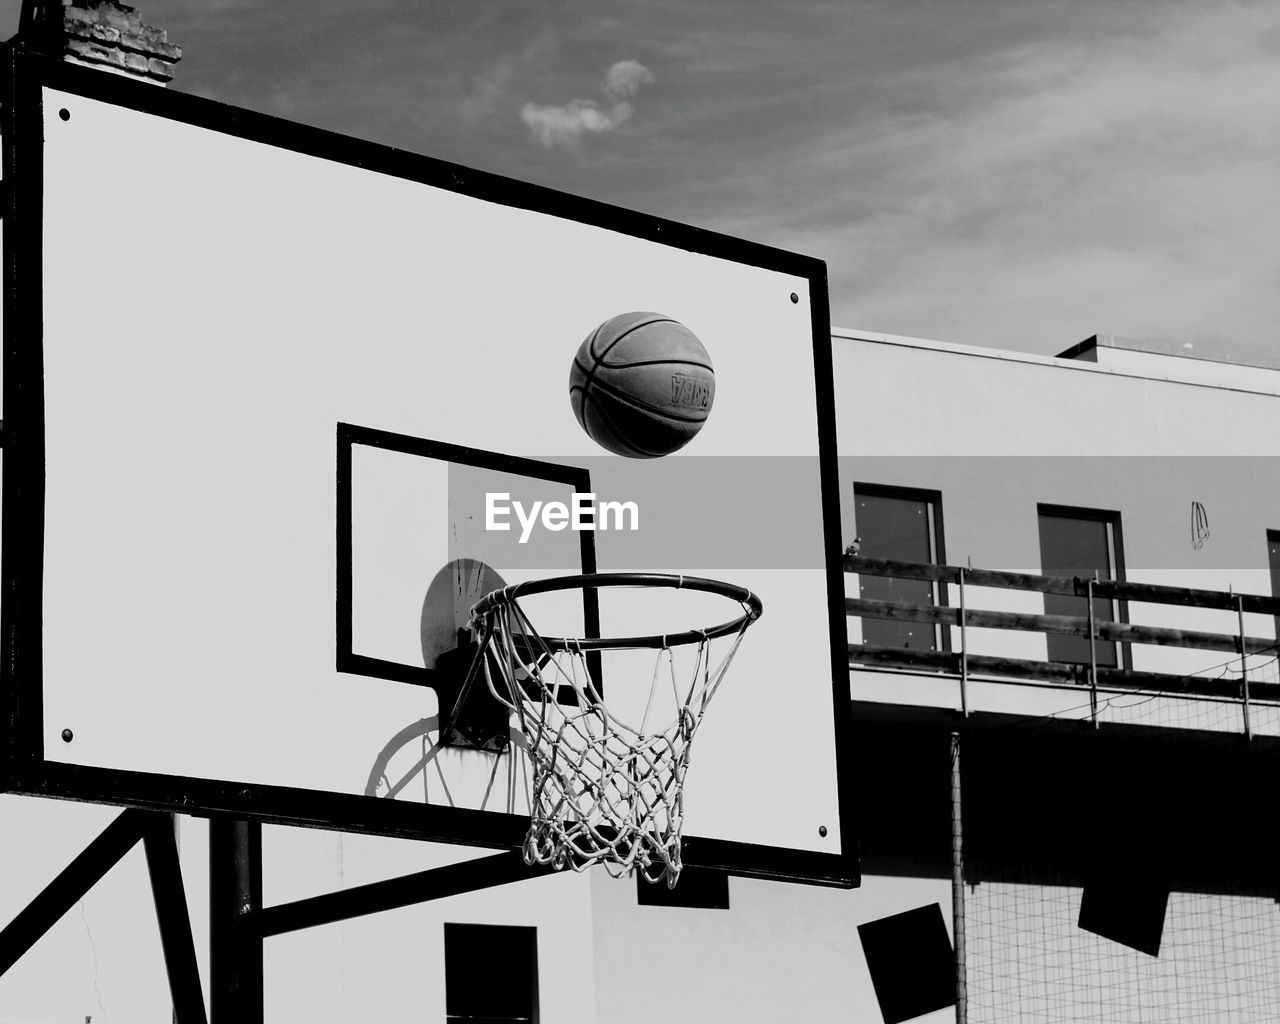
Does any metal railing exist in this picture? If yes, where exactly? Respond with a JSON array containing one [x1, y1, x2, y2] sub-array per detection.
[[844, 555, 1280, 733]]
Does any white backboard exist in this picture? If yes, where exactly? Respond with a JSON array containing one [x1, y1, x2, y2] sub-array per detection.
[[2, 55, 854, 885]]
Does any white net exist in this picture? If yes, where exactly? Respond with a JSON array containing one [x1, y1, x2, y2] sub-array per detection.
[[470, 577, 758, 887]]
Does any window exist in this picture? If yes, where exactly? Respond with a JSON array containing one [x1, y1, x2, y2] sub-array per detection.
[[636, 866, 730, 909], [1269, 530, 1280, 646], [444, 923, 538, 1023], [1037, 505, 1127, 668], [853, 484, 947, 651]]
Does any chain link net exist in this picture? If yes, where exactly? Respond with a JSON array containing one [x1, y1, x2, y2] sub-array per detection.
[[473, 584, 755, 887], [966, 876, 1280, 1023]]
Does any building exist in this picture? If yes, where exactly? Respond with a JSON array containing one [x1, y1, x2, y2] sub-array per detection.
[[5, 326, 1278, 1023], [837, 328, 1280, 1023], [839, 328, 1280, 730]]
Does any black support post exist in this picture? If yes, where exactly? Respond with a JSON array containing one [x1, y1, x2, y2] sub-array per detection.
[[209, 818, 263, 1024]]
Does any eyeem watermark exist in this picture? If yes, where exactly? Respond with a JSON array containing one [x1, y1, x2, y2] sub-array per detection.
[[486, 492, 639, 544]]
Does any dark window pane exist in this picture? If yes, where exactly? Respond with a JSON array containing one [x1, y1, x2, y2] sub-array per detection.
[[856, 489, 941, 651], [445, 923, 538, 1023], [636, 867, 729, 909], [1038, 510, 1118, 666]]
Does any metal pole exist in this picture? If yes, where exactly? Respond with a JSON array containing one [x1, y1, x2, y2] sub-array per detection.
[[1237, 595, 1252, 741], [958, 568, 969, 718], [209, 819, 262, 1024], [1087, 578, 1099, 729], [950, 731, 968, 1024]]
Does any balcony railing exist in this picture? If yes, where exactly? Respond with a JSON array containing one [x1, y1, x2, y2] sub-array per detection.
[[844, 554, 1280, 733]]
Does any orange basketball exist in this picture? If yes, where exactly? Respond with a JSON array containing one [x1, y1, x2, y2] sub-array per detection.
[[568, 312, 715, 458]]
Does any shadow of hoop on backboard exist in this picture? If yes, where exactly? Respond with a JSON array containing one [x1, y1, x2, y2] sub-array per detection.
[[363, 558, 533, 815], [362, 712, 530, 811]]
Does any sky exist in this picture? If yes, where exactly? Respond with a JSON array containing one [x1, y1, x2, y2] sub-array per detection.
[[4, 0, 1279, 359]]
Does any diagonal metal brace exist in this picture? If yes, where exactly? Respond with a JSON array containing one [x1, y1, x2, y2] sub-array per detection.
[[252, 850, 549, 937], [0, 807, 149, 976], [143, 816, 209, 1024], [0, 808, 207, 1023]]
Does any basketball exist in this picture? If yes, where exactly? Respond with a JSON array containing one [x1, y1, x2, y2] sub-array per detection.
[[568, 312, 716, 458]]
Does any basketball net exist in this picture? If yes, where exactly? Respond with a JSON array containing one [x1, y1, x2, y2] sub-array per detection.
[[470, 583, 758, 888]]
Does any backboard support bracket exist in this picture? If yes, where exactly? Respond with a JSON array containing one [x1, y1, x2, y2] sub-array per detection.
[[252, 850, 548, 937], [0, 808, 207, 1024], [435, 627, 512, 753]]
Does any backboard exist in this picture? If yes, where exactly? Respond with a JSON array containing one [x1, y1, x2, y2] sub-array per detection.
[[1, 50, 855, 886]]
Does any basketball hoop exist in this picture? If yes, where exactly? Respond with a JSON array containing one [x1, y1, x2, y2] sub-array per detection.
[[463, 573, 762, 888]]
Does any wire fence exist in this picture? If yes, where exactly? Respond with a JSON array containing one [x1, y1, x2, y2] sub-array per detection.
[[954, 649, 1280, 1024], [966, 876, 1280, 1023]]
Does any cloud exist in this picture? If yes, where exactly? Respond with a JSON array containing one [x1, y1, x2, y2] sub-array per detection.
[[521, 98, 634, 147], [603, 59, 654, 101], [521, 59, 653, 148]]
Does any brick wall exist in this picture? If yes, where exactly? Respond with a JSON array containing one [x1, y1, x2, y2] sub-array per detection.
[[60, 1, 182, 84]]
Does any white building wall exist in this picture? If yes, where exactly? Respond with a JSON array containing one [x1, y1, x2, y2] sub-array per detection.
[[260, 829, 597, 1024], [590, 870, 954, 1024]]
